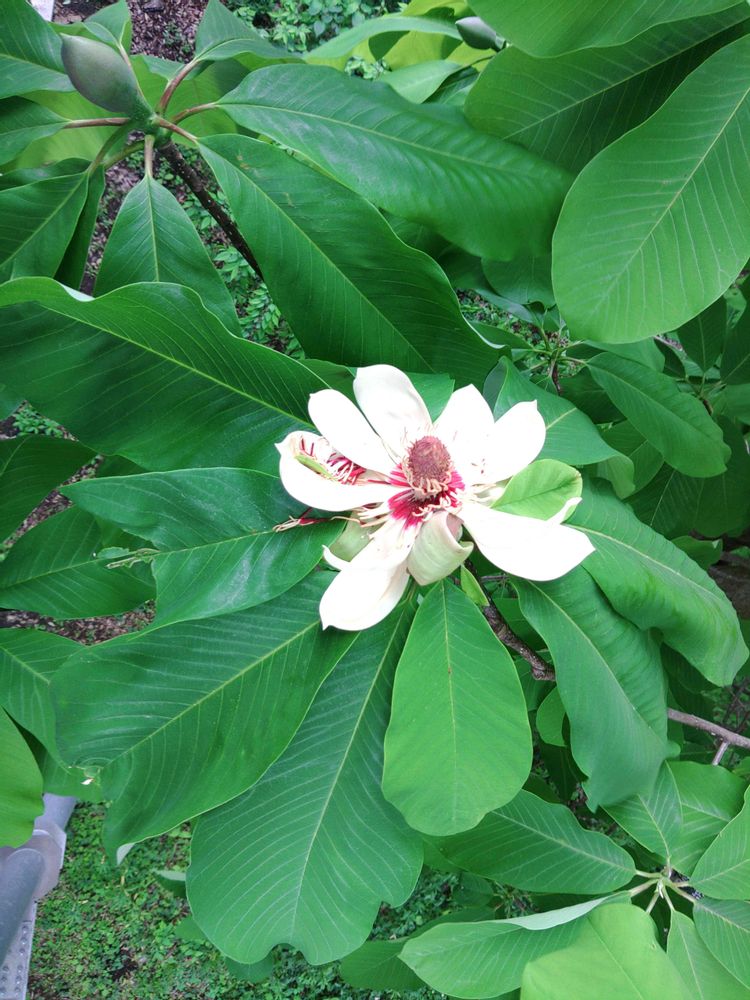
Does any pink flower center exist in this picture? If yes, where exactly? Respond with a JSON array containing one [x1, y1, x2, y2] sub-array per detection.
[[402, 435, 454, 497]]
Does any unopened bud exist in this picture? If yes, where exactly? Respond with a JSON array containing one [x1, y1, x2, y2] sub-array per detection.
[[456, 16, 502, 51], [61, 35, 147, 116]]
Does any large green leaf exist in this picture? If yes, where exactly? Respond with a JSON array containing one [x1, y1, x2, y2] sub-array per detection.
[[64, 468, 341, 625], [0, 628, 78, 755], [0, 0, 71, 98], [669, 762, 746, 874], [188, 602, 422, 965], [0, 506, 154, 618], [569, 481, 747, 685], [464, 12, 745, 172], [0, 278, 326, 472], [52, 574, 354, 848], [553, 35, 750, 343], [668, 910, 750, 1000], [200, 134, 495, 385], [679, 296, 727, 372], [522, 903, 688, 1000], [382, 581, 532, 836], [96, 176, 240, 334], [469, 0, 742, 56], [516, 569, 669, 805], [693, 898, 750, 988], [436, 788, 635, 892], [605, 764, 682, 861], [193, 0, 298, 66], [401, 898, 612, 999], [0, 98, 67, 163], [587, 353, 728, 476], [0, 435, 92, 541], [217, 64, 572, 260], [0, 705, 43, 848], [692, 787, 750, 898]]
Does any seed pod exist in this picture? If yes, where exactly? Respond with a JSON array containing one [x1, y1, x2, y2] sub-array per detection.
[[456, 16, 501, 51], [61, 35, 146, 116]]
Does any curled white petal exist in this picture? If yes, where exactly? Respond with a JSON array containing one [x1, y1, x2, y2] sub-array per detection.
[[549, 496, 582, 525], [319, 560, 410, 630], [434, 384, 495, 483], [460, 500, 594, 581], [353, 365, 431, 455], [407, 512, 473, 586], [277, 432, 397, 512], [308, 388, 394, 474], [484, 401, 546, 484]]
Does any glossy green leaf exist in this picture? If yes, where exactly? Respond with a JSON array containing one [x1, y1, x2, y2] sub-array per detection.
[[569, 481, 747, 685], [188, 601, 422, 965], [679, 296, 727, 372], [0, 0, 71, 98], [535, 687, 566, 747], [217, 64, 572, 260], [522, 903, 688, 1000], [516, 570, 669, 805], [307, 14, 460, 66], [668, 910, 750, 1000], [340, 939, 425, 992], [692, 787, 750, 898], [96, 176, 240, 334], [0, 506, 153, 619], [84, 0, 132, 48], [194, 0, 298, 66], [0, 98, 67, 163], [720, 304, 750, 384], [587, 353, 728, 476], [0, 705, 43, 847], [384, 60, 463, 103], [464, 12, 746, 172], [0, 278, 326, 473], [383, 581, 532, 836], [494, 460, 581, 519], [0, 628, 78, 754], [401, 898, 612, 999], [669, 762, 746, 873], [0, 435, 92, 541], [482, 253, 554, 307], [469, 0, 742, 56], [436, 788, 634, 892], [200, 134, 495, 385], [52, 574, 353, 848], [55, 164, 104, 289], [554, 35, 750, 343], [64, 467, 341, 626], [600, 422, 662, 496], [605, 764, 682, 860], [694, 898, 750, 988]]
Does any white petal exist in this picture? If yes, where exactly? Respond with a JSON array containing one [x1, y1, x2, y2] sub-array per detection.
[[308, 389, 394, 474], [460, 500, 594, 581], [484, 401, 546, 484], [353, 365, 431, 456], [319, 559, 410, 630], [434, 385, 495, 483], [277, 433, 397, 512], [549, 496, 582, 525], [407, 512, 473, 585]]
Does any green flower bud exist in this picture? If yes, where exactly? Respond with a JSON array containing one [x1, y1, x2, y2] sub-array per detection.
[[61, 35, 148, 117], [456, 16, 502, 51]]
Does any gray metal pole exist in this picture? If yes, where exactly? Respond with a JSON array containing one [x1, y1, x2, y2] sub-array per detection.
[[0, 850, 44, 967]]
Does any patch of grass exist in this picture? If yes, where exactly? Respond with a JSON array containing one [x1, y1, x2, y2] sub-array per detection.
[[11, 403, 65, 438]]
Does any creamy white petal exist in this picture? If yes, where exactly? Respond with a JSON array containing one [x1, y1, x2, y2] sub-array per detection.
[[308, 389, 394, 474], [319, 559, 410, 630], [434, 385, 495, 482], [549, 496, 582, 525], [407, 512, 473, 585], [353, 365, 431, 456], [277, 434, 398, 512], [484, 401, 546, 484], [460, 500, 594, 581]]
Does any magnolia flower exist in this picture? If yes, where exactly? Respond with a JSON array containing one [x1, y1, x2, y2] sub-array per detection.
[[277, 365, 594, 631]]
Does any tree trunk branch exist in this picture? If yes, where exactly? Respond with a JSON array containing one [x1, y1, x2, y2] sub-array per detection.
[[667, 708, 750, 752]]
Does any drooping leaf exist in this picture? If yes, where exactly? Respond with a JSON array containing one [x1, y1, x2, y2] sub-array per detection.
[[307, 14, 460, 67], [0, 98, 67, 163], [516, 569, 670, 805], [217, 64, 572, 260], [0, 278, 327, 473], [194, 0, 298, 67], [482, 252, 554, 307], [720, 303, 750, 384], [55, 165, 105, 289], [553, 35, 750, 343], [678, 296, 727, 372], [605, 764, 682, 861], [383, 60, 463, 104], [382, 580, 532, 835], [188, 601, 422, 965], [200, 134, 496, 385], [0, 435, 92, 541], [84, 0, 133, 49], [692, 787, 750, 899], [340, 939, 426, 992], [600, 421, 662, 496], [96, 175, 240, 334], [693, 898, 750, 988], [668, 910, 750, 1000], [436, 788, 635, 892], [587, 353, 729, 476], [0, 506, 154, 619], [669, 762, 746, 873], [52, 574, 354, 848], [569, 480, 747, 685], [0, 0, 72, 98], [0, 705, 44, 847]]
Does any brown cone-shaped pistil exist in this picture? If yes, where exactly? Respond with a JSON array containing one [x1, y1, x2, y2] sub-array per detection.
[[402, 436, 453, 497]]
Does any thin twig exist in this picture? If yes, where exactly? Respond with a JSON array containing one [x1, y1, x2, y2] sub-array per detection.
[[668, 709, 750, 752], [157, 59, 198, 113], [712, 740, 731, 765], [172, 103, 219, 124], [160, 143, 262, 277], [63, 117, 129, 128]]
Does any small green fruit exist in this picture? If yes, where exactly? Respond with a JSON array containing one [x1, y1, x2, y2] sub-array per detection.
[[61, 35, 147, 116], [456, 16, 501, 51]]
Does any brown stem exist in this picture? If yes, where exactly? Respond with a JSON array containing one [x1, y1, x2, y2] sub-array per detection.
[[157, 59, 198, 113], [172, 103, 218, 124], [64, 117, 129, 128], [482, 601, 556, 680], [160, 143, 262, 278], [667, 708, 750, 752]]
